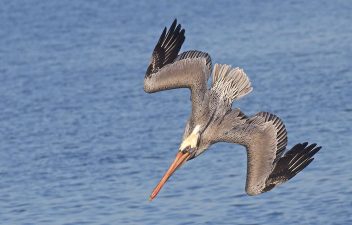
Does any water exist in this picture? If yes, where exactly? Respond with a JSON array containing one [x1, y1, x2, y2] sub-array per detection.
[[0, 0, 351, 224]]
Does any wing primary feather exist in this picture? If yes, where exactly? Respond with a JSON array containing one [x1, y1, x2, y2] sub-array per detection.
[[146, 19, 185, 77]]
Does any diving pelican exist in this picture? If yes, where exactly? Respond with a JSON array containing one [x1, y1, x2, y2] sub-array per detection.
[[144, 19, 321, 201]]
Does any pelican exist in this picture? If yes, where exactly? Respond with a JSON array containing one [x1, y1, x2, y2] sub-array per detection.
[[144, 19, 321, 201]]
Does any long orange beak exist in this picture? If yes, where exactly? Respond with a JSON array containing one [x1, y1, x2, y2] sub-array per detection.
[[149, 151, 191, 201]]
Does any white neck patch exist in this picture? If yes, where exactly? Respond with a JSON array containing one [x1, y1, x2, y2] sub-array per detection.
[[179, 125, 201, 151], [192, 125, 201, 134]]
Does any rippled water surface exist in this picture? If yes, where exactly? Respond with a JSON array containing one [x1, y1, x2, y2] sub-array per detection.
[[0, 0, 351, 224]]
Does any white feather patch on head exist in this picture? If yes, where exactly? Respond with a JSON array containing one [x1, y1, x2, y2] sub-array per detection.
[[192, 125, 201, 134], [179, 125, 201, 151]]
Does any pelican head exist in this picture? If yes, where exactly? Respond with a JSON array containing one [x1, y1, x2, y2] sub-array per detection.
[[149, 125, 201, 201]]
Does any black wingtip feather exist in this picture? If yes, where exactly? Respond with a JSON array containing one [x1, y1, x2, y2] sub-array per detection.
[[175, 24, 181, 34], [146, 19, 186, 77], [266, 142, 322, 188], [292, 158, 314, 176], [157, 28, 167, 45], [307, 146, 321, 158]]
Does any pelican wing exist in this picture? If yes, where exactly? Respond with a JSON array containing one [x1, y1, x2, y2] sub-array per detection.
[[145, 19, 185, 77], [215, 111, 320, 195], [144, 20, 212, 119]]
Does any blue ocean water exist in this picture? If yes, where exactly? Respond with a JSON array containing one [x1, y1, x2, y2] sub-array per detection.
[[0, 0, 351, 224]]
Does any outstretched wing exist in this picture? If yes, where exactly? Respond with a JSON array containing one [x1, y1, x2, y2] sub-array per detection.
[[215, 111, 320, 196], [144, 19, 212, 119], [241, 112, 287, 195]]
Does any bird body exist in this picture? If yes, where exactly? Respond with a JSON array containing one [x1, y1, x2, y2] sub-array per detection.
[[144, 19, 321, 201]]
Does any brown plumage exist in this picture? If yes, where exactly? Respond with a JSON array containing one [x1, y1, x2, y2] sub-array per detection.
[[145, 19, 321, 200]]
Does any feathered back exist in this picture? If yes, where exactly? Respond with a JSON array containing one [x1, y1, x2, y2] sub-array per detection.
[[211, 64, 253, 105]]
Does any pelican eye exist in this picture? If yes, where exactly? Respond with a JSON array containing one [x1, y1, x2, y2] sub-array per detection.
[[181, 146, 191, 153]]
